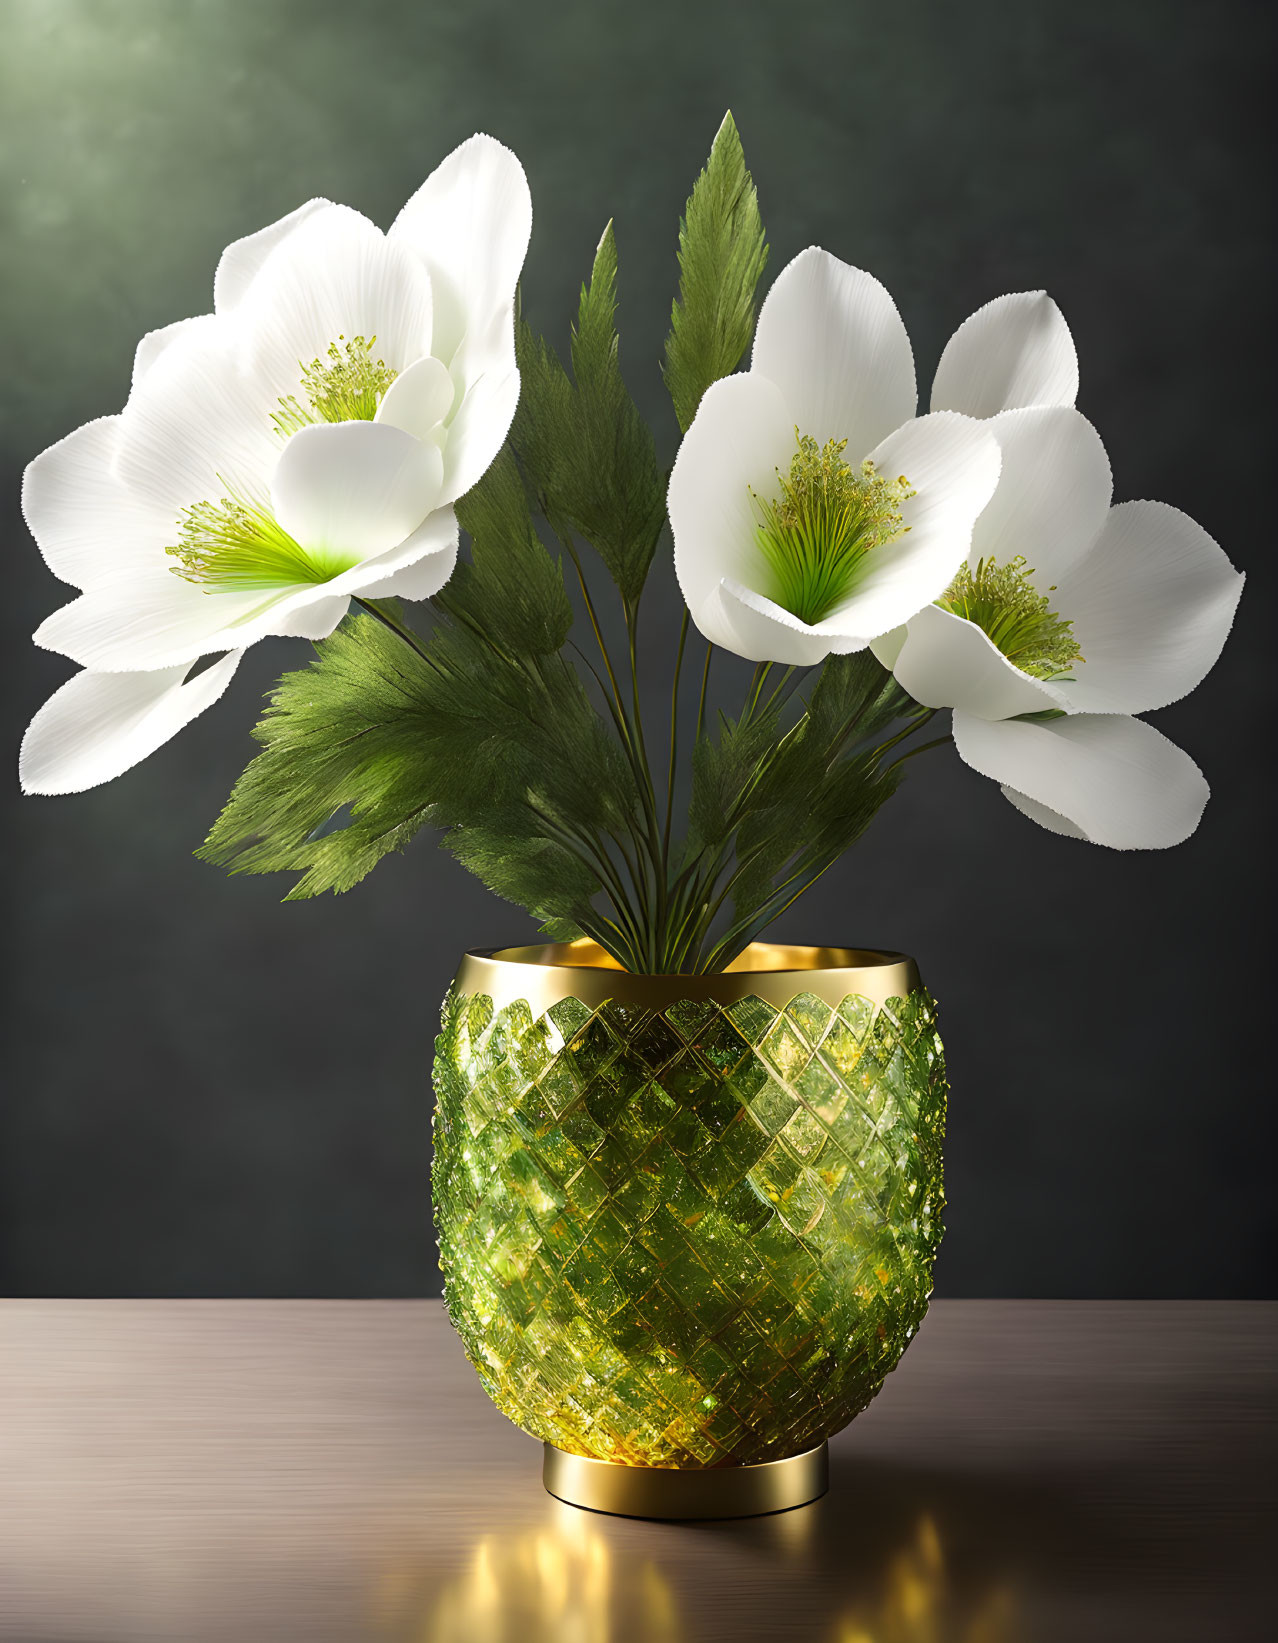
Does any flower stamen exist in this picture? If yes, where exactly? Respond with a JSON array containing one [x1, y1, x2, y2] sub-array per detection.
[[166, 488, 359, 592], [272, 334, 398, 437], [751, 431, 914, 625], [938, 555, 1084, 680]]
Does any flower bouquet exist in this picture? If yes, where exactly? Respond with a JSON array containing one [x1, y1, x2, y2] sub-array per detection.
[[21, 116, 1242, 1517]]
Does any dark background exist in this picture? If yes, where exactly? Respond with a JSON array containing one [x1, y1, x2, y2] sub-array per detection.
[[2, 0, 1273, 1299]]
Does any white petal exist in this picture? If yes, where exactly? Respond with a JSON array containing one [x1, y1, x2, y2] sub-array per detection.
[[131, 314, 217, 390], [890, 602, 1061, 717], [235, 204, 435, 391], [34, 504, 456, 672], [752, 248, 916, 459], [355, 509, 459, 600], [116, 323, 282, 518], [338, 505, 459, 600], [714, 580, 858, 666], [972, 406, 1112, 584], [271, 421, 443, 558], [1051, 500, 1245, 715], [34, 574, 287, 670], [869, 625, 907, 671], [22, 417, 173, 591], [390, 134, 532, 370], [20, 651, 243, 795], [355, 558, 450, 602], [213, 198, 334, 314], [270, 596, 350, 639], [953, 711, 1209, 849], [809, 412, 1003, 643], [932, 292, 1078, 417], [437, 368, 520, 506], [374, 354, 456, 440], [1002, 788, 1087, 839], [668, 372, 797, 652]]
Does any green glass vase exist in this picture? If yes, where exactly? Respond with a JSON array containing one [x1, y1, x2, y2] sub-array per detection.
[[431, 942, 945, 1476]]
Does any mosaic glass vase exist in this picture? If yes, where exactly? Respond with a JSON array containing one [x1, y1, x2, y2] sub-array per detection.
[[431, 941, 946, 1515]]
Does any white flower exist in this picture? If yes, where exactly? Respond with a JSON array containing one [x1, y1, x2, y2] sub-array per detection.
[[21, 134, 531, 794], [931, 290, 1080, 419], [872, 404, 1244, 847], [667, 248, 1002, 667]]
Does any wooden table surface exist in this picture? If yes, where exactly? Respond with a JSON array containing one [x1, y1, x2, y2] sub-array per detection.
[[1, 1301, 1273, 1643]]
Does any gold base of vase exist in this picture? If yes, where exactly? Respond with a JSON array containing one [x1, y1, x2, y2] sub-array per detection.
[[542, 1441, 829, 1520]]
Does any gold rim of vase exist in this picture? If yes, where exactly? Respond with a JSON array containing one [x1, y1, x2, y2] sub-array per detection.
[[542, 1440, 829, 1520], [454, 939, 921, 1016]]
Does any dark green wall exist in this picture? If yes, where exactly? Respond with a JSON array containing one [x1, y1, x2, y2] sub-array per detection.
[[2, 0, 1273, 1296]]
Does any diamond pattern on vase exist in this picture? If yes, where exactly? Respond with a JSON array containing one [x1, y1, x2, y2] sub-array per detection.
[[432, 985, 945, 1467]]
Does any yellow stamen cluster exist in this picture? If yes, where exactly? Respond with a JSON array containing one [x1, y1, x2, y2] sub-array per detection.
[[939, 555, 1084, 679], [166, 490, 358, 592], [271, 334, 398, 437], [752, 431, 914, 625]]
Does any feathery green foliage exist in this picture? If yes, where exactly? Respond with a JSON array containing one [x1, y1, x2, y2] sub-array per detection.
[[663, 111, 769, 433], [447, 447, 572, 655], [674, 654, 916, 970], [511, 223, 666, 601], [199, 611, 444, 899], [200, 452, 647, 958]]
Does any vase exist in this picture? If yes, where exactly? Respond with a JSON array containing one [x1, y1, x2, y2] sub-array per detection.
[[431, 940, 946, 1518]]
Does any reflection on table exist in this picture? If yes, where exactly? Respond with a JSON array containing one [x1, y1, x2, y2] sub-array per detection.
[[0, 1301, 1272, 1643], [375, 1505, 1018, 1643]]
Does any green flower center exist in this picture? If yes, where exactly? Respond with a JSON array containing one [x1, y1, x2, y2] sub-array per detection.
[[938, 555, 1084, 680], [168, 335, 398, 592], [751, 431, 914, 625], [166, 489, 360, 592], [271, 334, 398, 437]]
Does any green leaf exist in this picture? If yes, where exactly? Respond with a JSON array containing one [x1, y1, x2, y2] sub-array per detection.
[[663, 110, 769, 433], [714, 748, 902, 967], [200, 455, 647, 957], [198, 614, 449, 899], [673, 653, 916, 970], [685, 704, 783, 857], [684, 656, 908, 862], [803, 652, 916, 750], [511, 223, 666, 601], [447, 446, 572, 656], [446, 819, 600, 928], [729, 656, 910, 864], [199, 608, 639, 936]]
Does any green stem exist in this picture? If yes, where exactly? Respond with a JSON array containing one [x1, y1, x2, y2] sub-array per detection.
[[699, 705, 937, 972], [757, 665, 798, 720], [690, 829, 789, 950], [623, 596, 668, 970], [703, 853, 842, 973], [359, 593, 652, 970], [523, 798, 646, 966], [575, 912, 642, 972], [664, 610, 690, 859], [548, 653, 651, 918], [695, 642, 714, 742], [678, 687, 921, 973], [558, 535, 665, 960], [355, 598, 437, 670], [429, 593, 528, 675], [744, 661, 772, 721], [567, 640, 617, 718], [660, 703, 813, 954], [564, 542, 631, 744], [873, 707, 938, 761], [885, 731, 953, 773]]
